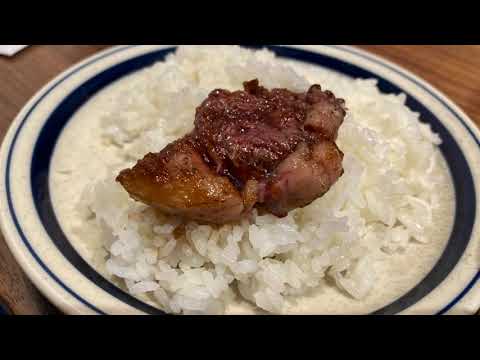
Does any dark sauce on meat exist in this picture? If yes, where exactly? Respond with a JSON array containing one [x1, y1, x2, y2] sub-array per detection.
[[193, 79, 343, 191]]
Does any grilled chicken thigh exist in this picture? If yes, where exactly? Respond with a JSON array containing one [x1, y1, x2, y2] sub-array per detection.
[[117, 79, 346, 223]]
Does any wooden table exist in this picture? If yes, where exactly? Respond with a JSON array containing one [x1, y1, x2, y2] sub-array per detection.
[[0, 45, 479, 315]]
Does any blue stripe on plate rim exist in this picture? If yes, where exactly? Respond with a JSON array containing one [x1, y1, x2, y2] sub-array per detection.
[[4, 45, 480, 315]]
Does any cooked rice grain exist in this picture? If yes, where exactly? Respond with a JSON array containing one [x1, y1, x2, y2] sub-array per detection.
[[79, 46, 447, 314]]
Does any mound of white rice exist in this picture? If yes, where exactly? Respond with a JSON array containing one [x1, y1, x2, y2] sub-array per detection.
[[78, 46, 446, 314]]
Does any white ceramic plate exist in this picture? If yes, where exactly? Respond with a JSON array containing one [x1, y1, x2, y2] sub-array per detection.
[[1, 45, 479, 315]]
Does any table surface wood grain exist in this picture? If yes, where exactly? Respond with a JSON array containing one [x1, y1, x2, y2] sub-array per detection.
[[0, 45, 479, 315]]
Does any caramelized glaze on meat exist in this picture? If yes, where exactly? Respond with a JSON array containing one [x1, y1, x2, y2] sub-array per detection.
[[117, 79, 346, 223], [117, 136, 244, 224], [195, 82, 308, 185]]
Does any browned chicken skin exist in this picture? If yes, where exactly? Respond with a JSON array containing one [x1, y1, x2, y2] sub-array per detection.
[[117, 136, 245, 224], [117, 79, 346, 223]]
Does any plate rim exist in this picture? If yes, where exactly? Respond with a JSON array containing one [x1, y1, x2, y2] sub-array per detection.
[[0, 45, 137, 314], [1, 45, 479, 315]]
